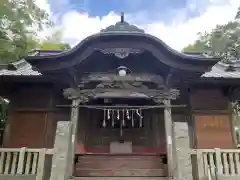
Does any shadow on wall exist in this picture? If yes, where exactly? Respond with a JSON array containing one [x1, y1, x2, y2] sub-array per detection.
[[232, 101, 240, 148], [0, 97, 8, 147]]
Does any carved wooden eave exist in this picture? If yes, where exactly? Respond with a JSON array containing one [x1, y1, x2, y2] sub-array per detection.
[[99, 47, 144, 59], [63, 85, 180, 104], [64, 73, 178, 104], [80, 73, 165, 84]]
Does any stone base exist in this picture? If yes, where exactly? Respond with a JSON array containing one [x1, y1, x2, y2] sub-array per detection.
[[110, 141, 132, 154], [173, 122, 193, 180], [50, 121, 72, 180], [0, 175, 35, 180]]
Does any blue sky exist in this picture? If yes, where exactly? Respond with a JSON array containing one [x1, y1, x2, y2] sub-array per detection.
[[37, 0, 239, 50], [48, 0, 227, 23]]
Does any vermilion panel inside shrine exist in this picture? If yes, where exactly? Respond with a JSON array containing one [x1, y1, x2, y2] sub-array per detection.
[[0, 15, 240, 178]]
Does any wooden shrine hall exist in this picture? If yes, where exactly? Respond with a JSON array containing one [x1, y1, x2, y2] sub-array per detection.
[[1, 14, 240, 180]]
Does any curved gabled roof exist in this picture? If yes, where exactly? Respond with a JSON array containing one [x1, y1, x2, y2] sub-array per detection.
[[28, 31, 219, 62], [24, 19, 219, 73]]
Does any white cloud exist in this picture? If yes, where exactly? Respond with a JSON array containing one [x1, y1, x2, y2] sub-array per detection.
[[35, 0, 51, 14], [145, 0, 239, 50], [36, 0, 239, 51], [61, 11, 120, 46]]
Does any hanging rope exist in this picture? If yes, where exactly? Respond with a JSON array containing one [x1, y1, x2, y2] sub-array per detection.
[[101, 108, 146, 129]]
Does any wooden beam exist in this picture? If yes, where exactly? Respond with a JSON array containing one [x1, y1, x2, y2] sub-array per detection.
[[56, 104, 187, 109], [164, 99, 174, 178], [80, 73, 164, 84]]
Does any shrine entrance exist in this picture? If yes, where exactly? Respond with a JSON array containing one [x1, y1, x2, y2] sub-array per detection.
[[74, 97, 168, 177], [25, 14, 220, 180], [83, 98, 166, 154]]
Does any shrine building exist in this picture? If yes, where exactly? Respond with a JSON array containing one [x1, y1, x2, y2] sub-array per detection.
[[0, 15, 240, 180]]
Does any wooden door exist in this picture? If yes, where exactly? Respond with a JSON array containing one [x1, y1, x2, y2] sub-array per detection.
[[194, 115, 234, 148]]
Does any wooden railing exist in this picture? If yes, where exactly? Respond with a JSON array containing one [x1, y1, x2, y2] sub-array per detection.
[[0, 148, 53, 179], [192, 148, 240, 179]]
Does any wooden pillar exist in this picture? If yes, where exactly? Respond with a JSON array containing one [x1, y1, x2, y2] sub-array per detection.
[[164, 99, 174, 178], [68, 99, 80, 177]]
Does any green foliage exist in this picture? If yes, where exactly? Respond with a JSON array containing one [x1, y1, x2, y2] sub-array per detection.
[[0, 0, 52, 63], [40, 42, 71, 51], [183, 8, 240, 62], [183, 22, 240, 62], [39, 29, 71, 50]]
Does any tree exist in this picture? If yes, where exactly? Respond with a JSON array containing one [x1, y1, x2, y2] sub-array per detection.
[[40, 42, 71, 51], [0, 0, 52, 63], [236, 6, 240, 19], [39, 29, 71, 51], [183, 8, 240, 62], [184, 8, 240, 144]]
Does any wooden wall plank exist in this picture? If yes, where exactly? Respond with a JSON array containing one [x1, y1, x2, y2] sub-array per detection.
[[4, 112, 46, 148], [190, 89, 229, 110], [194, 115, 234, 149]]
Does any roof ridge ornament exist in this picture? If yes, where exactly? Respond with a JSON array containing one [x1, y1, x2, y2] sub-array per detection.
[[100, 12, 145, 33], [121, 12, 124, 23]]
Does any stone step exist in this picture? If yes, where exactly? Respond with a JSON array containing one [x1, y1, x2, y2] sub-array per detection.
[[77, 159, 162, 163], [77, 155, 162, 161], [76, 155, 164, 165], [75, 154, 167, 177], [74, 169, 166, 177], [74, 177, 168, 180], [75, 161, 164, 169]]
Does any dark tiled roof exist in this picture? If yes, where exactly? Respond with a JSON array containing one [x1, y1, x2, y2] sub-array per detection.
[[202, 61, 240, 78], [0, 59, 41, 76], [28, 49, 63, 56], [0, 50, 63, 76]]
